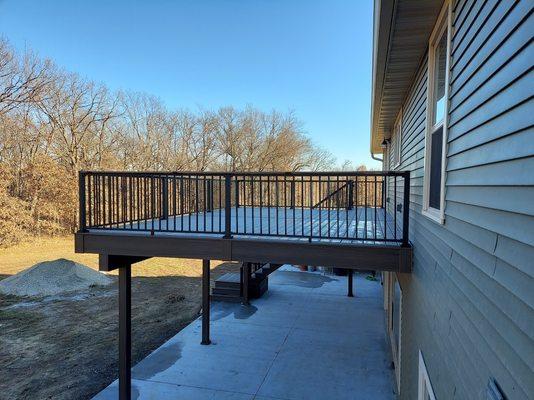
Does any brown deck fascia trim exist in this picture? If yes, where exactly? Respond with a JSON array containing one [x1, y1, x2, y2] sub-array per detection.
[[75, 232, 412, 273]]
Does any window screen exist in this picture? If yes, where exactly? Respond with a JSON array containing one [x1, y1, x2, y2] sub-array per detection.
[[429, 126, 443, 210]]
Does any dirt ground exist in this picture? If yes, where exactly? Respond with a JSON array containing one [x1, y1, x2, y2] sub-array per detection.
[[0, 236, 236, 400]]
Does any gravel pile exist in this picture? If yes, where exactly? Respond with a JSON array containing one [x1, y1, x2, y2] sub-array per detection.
[[0, 258, 113, 297]]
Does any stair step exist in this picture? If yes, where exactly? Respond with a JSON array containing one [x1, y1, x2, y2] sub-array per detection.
[[212, 286, 241, 296], [214, 272, 241, 289], [211, 294, 243, 303], [214, 280, 240, 289]]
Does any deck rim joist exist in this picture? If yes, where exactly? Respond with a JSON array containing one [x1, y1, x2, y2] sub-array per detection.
[[75, 231, 412, 273]]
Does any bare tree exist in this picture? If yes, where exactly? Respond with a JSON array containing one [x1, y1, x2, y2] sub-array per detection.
[[0, 38, 52, 115], [0, 37, 350, 245]]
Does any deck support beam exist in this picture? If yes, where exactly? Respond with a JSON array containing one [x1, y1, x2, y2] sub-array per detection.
[[118, 265, 132, 400], [201, 259, 211, 345], [347, 269, 354, 297], [78, 233, 412, 273]]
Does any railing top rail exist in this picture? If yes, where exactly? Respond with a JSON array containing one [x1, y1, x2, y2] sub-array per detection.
[[80, 170, 409, 177]]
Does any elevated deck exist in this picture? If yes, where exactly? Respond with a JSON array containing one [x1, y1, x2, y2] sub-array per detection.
[[75, 170, 411, 400], [75, 171, 412, 272]]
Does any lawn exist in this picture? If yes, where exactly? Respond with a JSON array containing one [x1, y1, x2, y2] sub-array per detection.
[[0, 236, 235, 400], [0, 235, 207, 278]]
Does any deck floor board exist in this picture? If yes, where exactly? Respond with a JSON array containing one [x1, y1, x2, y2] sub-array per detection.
[[90, 206, 403, 245]]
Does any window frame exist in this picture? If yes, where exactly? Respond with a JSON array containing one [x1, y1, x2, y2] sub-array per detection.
[[392, 109, 402, 169], [422, 0, 451, 224], [418, 351, 436, 400]]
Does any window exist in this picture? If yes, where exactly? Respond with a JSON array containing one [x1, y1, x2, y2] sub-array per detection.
[[392, 110, 402, 168], [423, 0, 451, 224], [418, 351, 436, 400]]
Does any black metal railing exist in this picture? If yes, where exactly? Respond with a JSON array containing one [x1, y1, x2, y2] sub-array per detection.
[[79, 171, 410, 245]]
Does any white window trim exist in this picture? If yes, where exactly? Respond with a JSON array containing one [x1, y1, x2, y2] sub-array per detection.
[[392, 109, 402, 169], [418, 351, 436, 400], [422, 0, 451, 225]]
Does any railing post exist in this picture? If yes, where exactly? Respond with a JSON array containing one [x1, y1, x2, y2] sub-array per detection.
[[224, 174, 232, 239], [347, 180, 354, 210], [382, 178, 386, 208], [206, 179, 213, 212], [78, 171, 87, 232], [235, 179, 239, 208], [290, 180, 295, 209], [160, 177, 168, 220], [150, 177, 156, 221], [402, 172, 410, 247]]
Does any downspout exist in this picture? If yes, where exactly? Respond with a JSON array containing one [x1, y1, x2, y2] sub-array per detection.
[[371, 153, 383, 162]]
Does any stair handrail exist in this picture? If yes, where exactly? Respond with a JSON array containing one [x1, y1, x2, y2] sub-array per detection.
[[312, 179, 353, 209]]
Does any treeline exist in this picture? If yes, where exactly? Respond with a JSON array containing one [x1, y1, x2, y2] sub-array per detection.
[[0, 38, 341, 246]]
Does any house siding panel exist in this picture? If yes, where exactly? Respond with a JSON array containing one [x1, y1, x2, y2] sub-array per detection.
[[390, 1, 534, 399]]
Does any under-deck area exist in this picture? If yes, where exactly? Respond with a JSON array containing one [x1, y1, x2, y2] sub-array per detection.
[[93, 267, 396, 400]]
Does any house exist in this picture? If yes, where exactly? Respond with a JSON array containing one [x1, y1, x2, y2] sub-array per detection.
[[371, 0, 534, 399]]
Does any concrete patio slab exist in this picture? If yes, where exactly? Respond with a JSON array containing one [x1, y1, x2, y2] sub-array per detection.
[[94, 266, 395, 400]]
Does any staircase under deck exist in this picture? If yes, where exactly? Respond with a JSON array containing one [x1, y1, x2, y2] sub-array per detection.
[[212, 263, 283, 302]]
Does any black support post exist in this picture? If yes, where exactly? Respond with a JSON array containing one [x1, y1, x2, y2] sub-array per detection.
[[347, 269, 354, 297], [201, 259, 211, 345], [242, 262, 250, 305], [118, 265, 132, 400]]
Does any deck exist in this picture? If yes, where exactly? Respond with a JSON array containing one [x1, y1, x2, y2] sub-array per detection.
[[75, 170, 411, 399], [76, 171, 412, 272], [93, 267, 396, 400]]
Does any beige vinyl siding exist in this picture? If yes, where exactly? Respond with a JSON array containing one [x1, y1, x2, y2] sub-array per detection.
[[393, 0, 534, 399]]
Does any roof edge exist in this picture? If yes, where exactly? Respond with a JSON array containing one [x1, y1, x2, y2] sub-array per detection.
[[370, 0, 395, 155]]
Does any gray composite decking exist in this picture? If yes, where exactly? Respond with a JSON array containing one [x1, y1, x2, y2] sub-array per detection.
[[89, 206, 403, 244], [93, 267, 396, 400], [77, 206, 412, 273]]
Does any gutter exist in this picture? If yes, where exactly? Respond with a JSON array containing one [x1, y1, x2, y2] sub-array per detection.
[[371, 153, 383, 163]]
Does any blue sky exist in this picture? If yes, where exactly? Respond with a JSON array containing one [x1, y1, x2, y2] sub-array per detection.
[[0, 0, 379, 168]]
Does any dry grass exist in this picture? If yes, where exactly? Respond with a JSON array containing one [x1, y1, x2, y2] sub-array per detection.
[[0, 235, 213, 278]]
